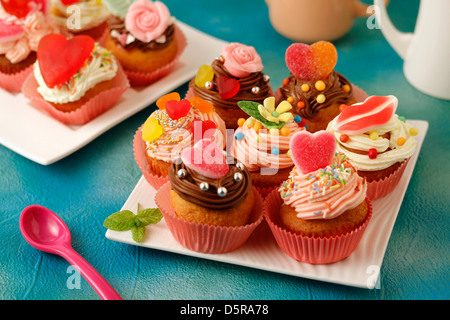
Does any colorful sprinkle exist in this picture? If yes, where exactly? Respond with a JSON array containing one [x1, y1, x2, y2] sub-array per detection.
[[410, 127, 419, 136], [399, 116, 406, 122], [397, 137, 406, 146], [235, 132, 245, 140], [280, 127, 291, 136], [316, 94, 326, 104], [287, 96, 294, 104], [315, 80, 326, 91], [282, 78, 290, 86], [294, 115, 302, 123], [343, 84, 351, 92], [253, 121, 262, 133], [237, 118, 246, 127], [297, 101, 305, 109], [272, 147, 280, 156], [368, 148, 378, 159], [246, 118, 255, 128], [340, 134, 349, 143], [369, 132, 379, 140], [301, 84, 310, 92], [339, 104, 348, 112]]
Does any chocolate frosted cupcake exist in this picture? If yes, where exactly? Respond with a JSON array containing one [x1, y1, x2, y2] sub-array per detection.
[[155, 139, 264, 253], [275, 41, 356, 133], [186, 42, 273, 129]]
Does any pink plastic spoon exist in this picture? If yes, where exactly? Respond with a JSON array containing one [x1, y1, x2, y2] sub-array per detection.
[[19, 205, 122, 300]]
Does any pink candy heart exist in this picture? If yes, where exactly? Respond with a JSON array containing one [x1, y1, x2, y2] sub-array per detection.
[[289, 131, 336, 174], [181, 139, 229, 179]]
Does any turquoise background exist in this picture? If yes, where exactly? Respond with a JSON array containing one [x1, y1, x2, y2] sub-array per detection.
[[1, 0, 449, 300]]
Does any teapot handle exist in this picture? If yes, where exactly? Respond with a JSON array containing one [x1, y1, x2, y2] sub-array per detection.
[[374, 0, 413, 59]]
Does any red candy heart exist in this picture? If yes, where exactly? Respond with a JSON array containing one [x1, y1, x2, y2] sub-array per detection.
[[285, 41, 337, 81], [216, 76, 240, 99], [190, 119, 217, 143], [181, 139, 229, 179], [37, 34, 95, 88], [1, 0, 48, 18], [61, 0, 80, 5], [289, 131, 336, 174], [165, 99, 191, 120], [334, 95, 398, 135]]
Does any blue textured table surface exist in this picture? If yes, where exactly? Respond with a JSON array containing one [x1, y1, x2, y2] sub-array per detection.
[[1, 0, 449, 300]]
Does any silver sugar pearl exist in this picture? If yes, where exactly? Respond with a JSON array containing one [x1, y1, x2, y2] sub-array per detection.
[[234, 172, 243, 182], [217, 187, 227, 197], [177, 169, 187, 178], [236, 162, 244, 170], [199, 182, 209, 191], [263, 74, 270, 82], [204, 81, 214, 90], [251, 86, 260, 94]]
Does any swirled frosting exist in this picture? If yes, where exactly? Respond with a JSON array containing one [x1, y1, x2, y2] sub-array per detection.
[[51, 0, 111, 31], [189, 58, 272, 110], [34, 43, 118, 103], [327, 114, 417, 171], [275, 70, 353, 119], [169, 156, 252, 210], [279, 153, 367, 220], [145, 107, 226, 163], [0, 8, 58, 64], [233, 118, 305, 172]]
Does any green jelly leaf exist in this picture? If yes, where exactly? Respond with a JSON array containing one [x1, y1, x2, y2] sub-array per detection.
[[237, 101, 285, 130]]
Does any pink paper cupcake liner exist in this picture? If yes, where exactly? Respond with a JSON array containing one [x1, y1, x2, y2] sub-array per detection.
[[155, 182, 264, 254], [263, 189, 373, 264], [133, 127, 170, 190], [0, 65, 33, 92], [366, 159, 410, 200], [22, 64, 130, 125], [124, 24, 187, 87]]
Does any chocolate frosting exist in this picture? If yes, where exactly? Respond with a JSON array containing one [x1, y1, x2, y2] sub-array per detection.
[[188, 58, 272, 110], [107, 16, 175, 51], [275, 70, 353, 120], [169, 156, 252, 210]]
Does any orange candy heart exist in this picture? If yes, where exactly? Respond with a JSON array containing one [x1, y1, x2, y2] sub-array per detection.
[[189, 96, 214, 113], [156, 92, 180, 109]]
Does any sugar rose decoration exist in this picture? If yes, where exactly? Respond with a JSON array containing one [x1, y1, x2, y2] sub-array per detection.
[[125, 0, 171, 43], [222, 43, 263, 78]]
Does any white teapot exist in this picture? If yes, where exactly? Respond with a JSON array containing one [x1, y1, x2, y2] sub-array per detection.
[[375, 0, 450, 100]]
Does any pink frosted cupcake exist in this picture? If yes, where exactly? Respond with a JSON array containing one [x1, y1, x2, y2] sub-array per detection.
[[326, 95, 419, 200], [22, 33, 129, 125], [264, 130, 372, 264], [186, 42, 273, 129], [231, 97, 306, 196], [0, 3, 58, 92], [155, 138, 263, 254], [134, 93, 227, 190]]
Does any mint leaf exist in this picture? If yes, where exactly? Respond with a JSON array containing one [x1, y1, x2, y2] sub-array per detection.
[[131, 225, 146, 243], [103, 210, 137, 231], [137, 208, 163, 226], [237, 101, 285, 130]]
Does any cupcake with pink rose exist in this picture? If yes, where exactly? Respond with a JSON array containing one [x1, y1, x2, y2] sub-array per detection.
[[103, 0, 187, 86], [187, 42, 273, 129], [0, 0, 59, 92]]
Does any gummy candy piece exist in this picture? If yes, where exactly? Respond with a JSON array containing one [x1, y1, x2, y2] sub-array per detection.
[[181, 139, 229, 179], [335, 96, 397, 135], [0, 20, 24, 44], [142, 117, 163, 142], [189, 96, 214, 113], [61, 0, 80, 5], [285, 41, 337, 81], [289, 131, 336, 174], [37, 34, 95, 88], [190, 119, 217, 143], [216, 76, 240, 99], [165, 99, 191, 120], [1, 0, 49, 18], [156, 92, 180, 109], [194, 65, 214, 88]]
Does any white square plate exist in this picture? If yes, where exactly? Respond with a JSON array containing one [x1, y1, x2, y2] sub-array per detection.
[[0, 21, 228, 165], [106, 120, 428, 289]]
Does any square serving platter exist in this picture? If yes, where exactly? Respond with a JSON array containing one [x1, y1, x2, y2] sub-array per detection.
[[0, 21, 228, 165], [106, 120, 428, 289]]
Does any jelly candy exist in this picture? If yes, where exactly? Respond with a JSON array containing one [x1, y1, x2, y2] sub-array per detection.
[[156, 92, 180, 109], [142, 117, 163, 142], [37, 34, 95, 88], [165, 99, 191, 120], [285, 41, 337, 81], [0, 20, 24, 43], [1, 0, 49, 18], [194, 65, 214, 88], [190, 119, 217, 143], [216, 76, 240, 99], [189, 96, 214, 113]]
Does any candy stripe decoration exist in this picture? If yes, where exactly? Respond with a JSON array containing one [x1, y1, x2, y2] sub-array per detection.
[[334, 95, 398, 135]]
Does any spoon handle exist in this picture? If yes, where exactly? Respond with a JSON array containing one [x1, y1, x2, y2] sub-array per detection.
[[60, 245, 122, 300]]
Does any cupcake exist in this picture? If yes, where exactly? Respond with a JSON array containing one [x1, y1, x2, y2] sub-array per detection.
[[103, 0, 186, 86], [0, 2, 58, 92], [134, 92, 227, 190], [274, 41, 356, 133], [231, 97, 306, 195], [326, 95, 418, 200], [155, 138, 264, 253], [22, 33, 129, 125], [49, 0, 111, 42], [264, 130, 372, 264], [186, 42, 273, 129]]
